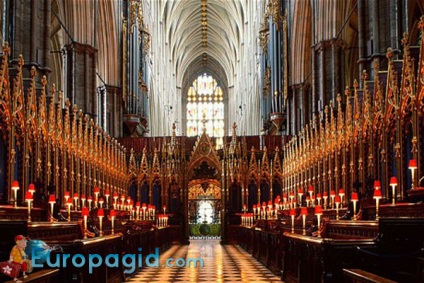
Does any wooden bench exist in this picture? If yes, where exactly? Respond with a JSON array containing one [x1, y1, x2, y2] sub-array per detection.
[[343, 269, 397, 283]]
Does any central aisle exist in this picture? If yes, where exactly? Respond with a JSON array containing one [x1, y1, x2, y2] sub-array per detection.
[[127, 239, 283, 282]]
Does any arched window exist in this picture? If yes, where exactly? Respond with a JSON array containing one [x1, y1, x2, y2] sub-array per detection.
[[186, 73, 224, 148]]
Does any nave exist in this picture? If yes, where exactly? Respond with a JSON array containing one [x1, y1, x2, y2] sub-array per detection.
[[127, 240, 282, 283]]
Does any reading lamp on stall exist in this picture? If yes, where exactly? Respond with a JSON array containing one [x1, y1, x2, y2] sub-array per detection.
[[98, 208, 104, 236], [335, 195, 341, 220], [105, 189, 110, 208], [409, 159, 417, 190], [81, 194, 86, 208], [351, 192, 359, 220], [290, 208, 296, 233], [315, 205, 323, 237], [11, 181, 20, 208], [93, 187, 100, 208], [301, 207, 308, 235], [390, 177, 397, 205], [48, 194, 56, 222], [73, 193, 79, 211], [66, 198, 73, 222], [113, 192, 118, 209], [82, 207, 89, 239], [25, 192, 33, 222]]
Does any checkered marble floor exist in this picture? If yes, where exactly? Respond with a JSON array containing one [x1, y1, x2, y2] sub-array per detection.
[[126, 239, 282, 282]]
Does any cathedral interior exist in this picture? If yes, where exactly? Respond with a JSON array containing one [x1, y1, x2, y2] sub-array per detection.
[[1, 0, 424, 282]]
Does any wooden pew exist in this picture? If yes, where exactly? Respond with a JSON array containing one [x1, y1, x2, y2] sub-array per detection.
[[3, 269, 60, 283], [343, 269, 397, 283]]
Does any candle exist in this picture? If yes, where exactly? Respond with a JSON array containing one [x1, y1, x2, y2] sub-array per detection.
[[136, 202, 141, 220], [163, 205, 167, 215], [390, 177, 397, 205], [142, 203, 147, 220]]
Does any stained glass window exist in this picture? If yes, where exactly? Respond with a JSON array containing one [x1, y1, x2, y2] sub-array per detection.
[[187, 74, 224, 148]]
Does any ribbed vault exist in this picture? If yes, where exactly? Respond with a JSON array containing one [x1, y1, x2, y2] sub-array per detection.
[[160, 0, 246, 88]]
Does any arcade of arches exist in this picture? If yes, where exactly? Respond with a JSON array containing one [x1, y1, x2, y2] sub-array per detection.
[[1, 1, 424, 282]]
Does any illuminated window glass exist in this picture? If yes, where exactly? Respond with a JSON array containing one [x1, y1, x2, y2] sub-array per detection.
[[187, 74, 224, 148]]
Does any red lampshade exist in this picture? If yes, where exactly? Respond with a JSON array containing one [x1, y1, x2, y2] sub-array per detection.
[[267, 200, 272, 206], [110, 210, 117, 217], [317, 193, 322, 199], [130, 200, 134, 206], [73, 193, 79, 199], [25, 191, 33, 201], [315, 205, 323, 215], [300, 207, 308, 215], [136, 201, 141, 208], [283, 193, 288, 199], [409, 159, 417, 169], [127, 196, 131, 203], [274, 198, 279, 204], [339, 188, 345, 196], [289, 192, 294, 197], [28, 184, 35, 193], [64, 191, 70, 197], [113, 192, 118, 198], [94, 187, 100, 194], [81, 194, 86, 200], [48, 194, 56, 203], [253, 204, 257, 209], [81, 207, 89, 217], [152, 205, 156, 210], [373, 189, 382, 199], [142, 203, 147, 208], [298, 188, 304, 195], [11, 180, 19, 190], [97, 208, 104, 217], [330, 190, 336, 197], [390, 177, 398, 186], [308, 185, 314, 193], [120, 194, 125, 200], [351, 192, 359, 201], [306, 196, 310, 201], [105, 190, 110, 196], [374, 180, 381, 189], [66, 198, 73, 206], [289, 209, 296, 216], [87, 195, 93, 201], [163, 205, 167, 209], [99, 197, 104, 203], [262, 202, 266, 207], [323, 191, 328, 197], [335, 195, 341, 204]]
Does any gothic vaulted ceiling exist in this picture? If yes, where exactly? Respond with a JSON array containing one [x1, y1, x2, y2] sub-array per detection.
[[160, 0, 246, 87]]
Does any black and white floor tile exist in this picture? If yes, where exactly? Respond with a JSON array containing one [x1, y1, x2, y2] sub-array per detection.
[[127, 239, 282, 282]]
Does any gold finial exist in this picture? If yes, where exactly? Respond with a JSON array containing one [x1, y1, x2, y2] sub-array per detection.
[[65, 98, 70, 108], [386, 47, 393, 59], [30, 66, 37, 78], [18, 54, 24, 67], [2, 42, 10, 55]]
